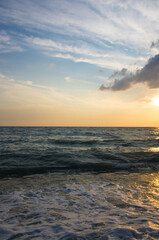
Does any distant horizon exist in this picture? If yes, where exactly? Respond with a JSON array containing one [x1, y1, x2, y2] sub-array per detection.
[[0, 125, 157, 128]]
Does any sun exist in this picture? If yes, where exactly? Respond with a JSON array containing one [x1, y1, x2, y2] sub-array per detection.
[[153, 97, 159, 106]]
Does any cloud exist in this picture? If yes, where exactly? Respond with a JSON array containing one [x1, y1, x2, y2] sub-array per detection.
[[1, 0, 159, 48], [48, 51, 142, 70], [0, 31, 10, 43], [0, 72, 76, 107], [0, 73, 7, 79], [0, 31, 22, 53], [109, 68, 128, 79], [1, 0, 159, 69], [65, 76, 72, 83], [26, 81, 32, 85], [25, 36, 101, 57], [151, 39, 159, 49], [99, 54, 159, 91]]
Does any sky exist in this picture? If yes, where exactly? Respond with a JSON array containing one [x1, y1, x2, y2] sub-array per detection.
[[1, 0, 159, 126]]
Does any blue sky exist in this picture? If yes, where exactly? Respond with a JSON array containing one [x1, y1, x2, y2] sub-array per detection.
[[1, 0, 159, 126]]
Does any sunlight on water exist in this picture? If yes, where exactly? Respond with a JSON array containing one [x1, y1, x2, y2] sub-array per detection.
[[147, 174, 159, 208], [152, 127, 159, 134], [149, 147, 159, 152]]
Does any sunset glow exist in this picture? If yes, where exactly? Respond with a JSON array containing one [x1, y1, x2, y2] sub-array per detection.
[[153, 97, 159, 107]]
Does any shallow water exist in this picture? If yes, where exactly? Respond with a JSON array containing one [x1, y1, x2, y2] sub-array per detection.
[[0, 171, 159, 239]]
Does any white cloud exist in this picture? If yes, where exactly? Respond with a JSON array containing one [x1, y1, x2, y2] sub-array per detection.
[[25, 36, 108, 58], [1, 0, 159, 70], [0, 31, 10, 43], [0, 73, 7, 78], [46, 49, 146, 70], [65, 77, 72, 83], [65, 76, 72, 83], [1, 1, 159, 47], [0, 31, 22, 53], [26, 81, 32, 85]]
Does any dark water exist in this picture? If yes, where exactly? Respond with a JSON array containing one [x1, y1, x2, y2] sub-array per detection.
[[0, 127, 159, 239], [1, 127, 159, 177]]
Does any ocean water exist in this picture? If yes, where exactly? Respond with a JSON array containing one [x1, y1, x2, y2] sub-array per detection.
[[0, 127, 159, 239]]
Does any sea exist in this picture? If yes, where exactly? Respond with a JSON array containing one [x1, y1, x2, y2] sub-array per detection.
[[0, 127, 159, 239]]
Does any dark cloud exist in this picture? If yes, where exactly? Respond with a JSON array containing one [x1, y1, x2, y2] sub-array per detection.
[[109, 68, 128, 79], [99, 54, 159, 91], [151, 40, 159, 49]]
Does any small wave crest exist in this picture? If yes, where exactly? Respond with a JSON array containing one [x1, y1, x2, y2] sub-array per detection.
[[48, 138, 98, 146]]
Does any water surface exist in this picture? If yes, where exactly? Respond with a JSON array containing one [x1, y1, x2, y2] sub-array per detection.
[[0, 127, 159, 239]]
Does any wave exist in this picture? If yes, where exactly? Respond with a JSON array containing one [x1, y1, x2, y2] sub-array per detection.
[[1, 151, 159, 178], [0, 163, 156, 178], [48, 138, 98, 146], [1, 127, 159, 177]]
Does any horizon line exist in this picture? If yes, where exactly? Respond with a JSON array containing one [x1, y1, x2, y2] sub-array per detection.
[[0, 126, 157, 128]]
